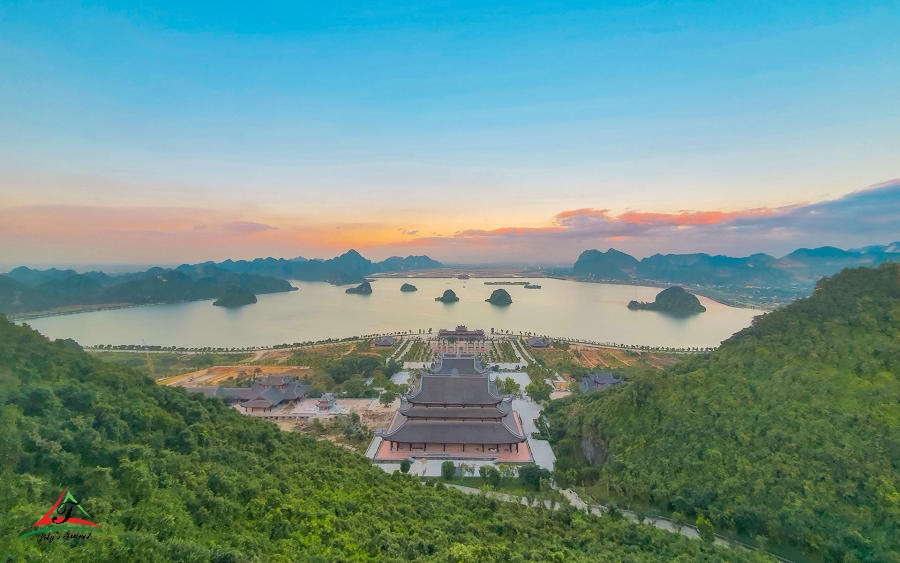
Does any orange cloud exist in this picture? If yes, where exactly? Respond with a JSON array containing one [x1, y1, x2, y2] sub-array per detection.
[[457, 226, 566, 237], [554, 208, 610, 220], [554, 207, 776, 227], [620, 209, 776, 225]]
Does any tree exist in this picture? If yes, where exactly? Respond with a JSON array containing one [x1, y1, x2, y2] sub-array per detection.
[[671, 512, 687, 534], [606, 502, 623, 520], [341, 378, 363, 396], [518, 465, 549, 491], [379, 390, 396, 406], [497, 464, 517, 480], [696, 514, 715, 543], [441, 460, 456, 480], [495, 377, 520, 397], [479, 466, 500, 489], [400, 459, 411, 474], [385, 359, 402, 376], [458, 463, 475, 477], [525, 380, 552, 403]]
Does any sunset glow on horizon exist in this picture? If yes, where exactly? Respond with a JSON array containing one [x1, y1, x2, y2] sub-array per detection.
[[2, 1, 898, 267]]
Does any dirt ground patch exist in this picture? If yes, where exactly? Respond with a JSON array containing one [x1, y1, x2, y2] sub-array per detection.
[[160, 365, 310, 387], [247, 348, 296, 364], [277, 398, 398, 451], [644, 353, 682, 369], [573, 347, 633, 369]]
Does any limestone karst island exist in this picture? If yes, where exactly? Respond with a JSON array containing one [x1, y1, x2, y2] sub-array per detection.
[[627, 286, 707, 315], [486, 288, 513, 306], [212, 286, 258, 308], [345, 281, 373, 295], [435, 289, 459, 303]]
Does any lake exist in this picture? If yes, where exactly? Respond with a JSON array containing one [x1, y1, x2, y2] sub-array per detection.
[[25, 277, 761, 348]]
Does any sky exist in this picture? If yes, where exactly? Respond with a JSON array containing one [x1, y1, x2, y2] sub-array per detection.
[[1, 1, 898, 266]]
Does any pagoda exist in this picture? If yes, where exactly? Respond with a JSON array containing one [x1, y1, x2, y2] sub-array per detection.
[[378, 353, 529, 459]]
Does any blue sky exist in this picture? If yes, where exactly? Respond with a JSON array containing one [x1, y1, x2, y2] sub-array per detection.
[[1, 1, 898, 264]]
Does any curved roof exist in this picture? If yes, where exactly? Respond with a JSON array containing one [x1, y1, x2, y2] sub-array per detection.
[[406, 375, 501, 405], [383, 412, 526, 444], [399, 402, 512, 419]]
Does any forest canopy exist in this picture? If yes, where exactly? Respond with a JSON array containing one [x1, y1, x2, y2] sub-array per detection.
[[546, 264, 900, 561], [0, 316, 759, 561]]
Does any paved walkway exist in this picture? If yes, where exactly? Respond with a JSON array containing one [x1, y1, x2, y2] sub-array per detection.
[[510, 338, 535, 364], [387, 338, 413, 363], [389, 370, 411, 385], [444, 483, 557, 509], [402, 361, 433, 369]]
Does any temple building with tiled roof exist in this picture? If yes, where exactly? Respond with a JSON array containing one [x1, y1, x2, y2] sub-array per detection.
[[372, 336, 398, 347], [525, 336, 551, 348], [379, 353, 528, 457], [579, 371, 624, 393], [437, 325, 486, 340], [434, 325, 488, 354], [187, 374, 308, 413]]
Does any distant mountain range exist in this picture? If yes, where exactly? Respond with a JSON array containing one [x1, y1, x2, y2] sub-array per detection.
[[572, 243, 900, 290], [0, 265, 295, 315], [0, 251, 444, 315], [4, 244, 897, 314], [207, 250, 443, 284]]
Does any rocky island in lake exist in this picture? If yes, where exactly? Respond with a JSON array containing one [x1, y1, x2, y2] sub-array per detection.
[[485, 288, 512, 306], [213, 286, 258, 308], [345, 281, 373, 295], [435, 289, 459, 303], [628, 286, 706, 315], [400, 283, 418, 292]]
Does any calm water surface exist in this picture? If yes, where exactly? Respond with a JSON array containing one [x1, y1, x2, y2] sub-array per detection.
[[25, 278, 761, 348]]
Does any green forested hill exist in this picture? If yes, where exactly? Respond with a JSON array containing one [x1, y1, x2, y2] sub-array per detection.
[[0, 318, 760, 561], [0, 265, 295, 314], [546, 264, 900, 561]]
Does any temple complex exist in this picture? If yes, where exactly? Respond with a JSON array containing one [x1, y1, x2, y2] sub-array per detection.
[[374, 352, 531, 462], [433, 325, 487, 354]]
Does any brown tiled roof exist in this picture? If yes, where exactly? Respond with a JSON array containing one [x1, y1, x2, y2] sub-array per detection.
[[383, 411, 525, 444], [239, 380, 308, 409], [407, 375, 501, 405], [186, 378, 308, 409], [579, 372, 624, 393], [399, 401, 512, 419], [259, 374, 293, 386], [241, 399, 278, 409], [437, 326, 486, 339], [218, 388, 254, 401]]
